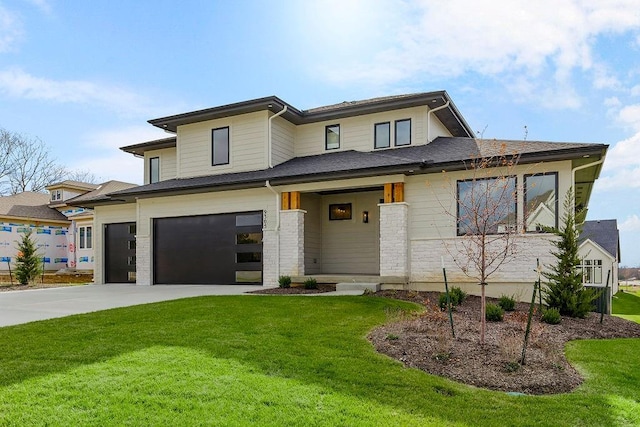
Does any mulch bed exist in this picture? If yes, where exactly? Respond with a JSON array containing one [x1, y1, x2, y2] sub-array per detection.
[[249, 284, 337, 295], [0, 274, 93, 292], [368, 290, 640, 395]]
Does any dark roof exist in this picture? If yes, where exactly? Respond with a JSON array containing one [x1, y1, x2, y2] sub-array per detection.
[[120, 137, 177, 156], [66, 180, 138, 204], [0, 192, 69, 222], [146, 91, 474, 137], [97, 137, 606, 203], [580, 219, 620, 260]]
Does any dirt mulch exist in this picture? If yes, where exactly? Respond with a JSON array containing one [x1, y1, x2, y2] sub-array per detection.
[[368, 290, 640, 395], [249, 284, 337, 295], [0, 274, 93, 292]]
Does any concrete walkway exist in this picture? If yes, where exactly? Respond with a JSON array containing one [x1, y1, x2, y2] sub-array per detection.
[[0, 284, 365, 327]]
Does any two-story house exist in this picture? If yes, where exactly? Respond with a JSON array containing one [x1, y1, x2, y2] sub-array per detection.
[[77, 91, 607, 297]]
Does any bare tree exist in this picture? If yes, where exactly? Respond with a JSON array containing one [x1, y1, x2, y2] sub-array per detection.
[[65, 169, 99, 184], [438, 140, 526, 343], [0, 128, 87, 195]]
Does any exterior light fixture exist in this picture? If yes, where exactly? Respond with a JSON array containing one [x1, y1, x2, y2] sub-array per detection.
[[362, 211, 369, 223]]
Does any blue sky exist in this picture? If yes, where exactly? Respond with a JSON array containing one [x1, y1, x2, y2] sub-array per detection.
[[1, 0, 639, 266]]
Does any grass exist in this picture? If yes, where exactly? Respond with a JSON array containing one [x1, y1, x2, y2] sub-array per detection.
[[0, 295, 638, 426], [613, 288, 640, 323]]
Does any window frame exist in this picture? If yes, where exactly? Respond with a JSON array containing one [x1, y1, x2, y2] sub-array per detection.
[[211, 126, 230, 166], [374, 122, 391, 149], [50, 189, 62, 201], [149, 156, 160, 184], [524, 172, 558, 232], [78, 226, 93, 249], [394, 119, 411, 146], [456, 175, 518, 236], [325, 124, 340, 150], [581, 259, 603, 284]]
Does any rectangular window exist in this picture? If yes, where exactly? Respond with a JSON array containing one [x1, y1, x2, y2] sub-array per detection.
[[236, 213, 262, 227], [78, 226, 92, 249], [524, 172, 558, 232], [325, 124, 340, 150], [237, 252, 261, 263], [395, 119, 411, 146], [457, 176, 517, 235], [50, 190, 61, 201], [236, 232, 262, 244], [212, 127, 230, 166], [374, 122, 390, 149], [149, 157, 160, 184], [329, 203, 352, 220], [581, 259, 603, 284]]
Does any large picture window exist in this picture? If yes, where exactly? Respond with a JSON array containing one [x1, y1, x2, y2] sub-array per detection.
[[325, 124, 340, 150], [524, 172, 558, 232], [457, 176, 517, 235], [212, 127, 230, 166]]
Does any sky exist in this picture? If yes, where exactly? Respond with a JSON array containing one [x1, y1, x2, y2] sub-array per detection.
[[0, 0, 639, 266]]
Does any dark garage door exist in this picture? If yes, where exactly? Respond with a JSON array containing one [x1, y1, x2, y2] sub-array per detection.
[[153, 212, 263, 285], [104, 222, 136, 283]]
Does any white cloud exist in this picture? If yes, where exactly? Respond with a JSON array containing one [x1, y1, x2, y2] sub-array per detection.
[[617, 104, 640, 131], [620, 215, 640, 232], [598, 131, 640, 189], [304, 1, 640, 107], [0, 5, 23, 52], [23, 0, 52, 15], [0, 67, 153, 116]]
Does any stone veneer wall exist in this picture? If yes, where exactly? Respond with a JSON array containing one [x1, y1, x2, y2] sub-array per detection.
[[278, 209, 306, 278], [379, 202, 409, 277], [135, 235, 151, 286], [262, 230, 278, 286]]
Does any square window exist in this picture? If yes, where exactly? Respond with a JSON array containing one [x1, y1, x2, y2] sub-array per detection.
[[325, 124, 340, 150], [374, 122, 390, 149], [149, 157, 160, 184], [457, 176, 517, 235], [212, 127, 230, 166]]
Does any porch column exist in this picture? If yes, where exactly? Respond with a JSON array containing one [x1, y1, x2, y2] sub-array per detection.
[[379, 202, 409, 277], [279, 209, 306, 277], [136, 235, 151, 286]]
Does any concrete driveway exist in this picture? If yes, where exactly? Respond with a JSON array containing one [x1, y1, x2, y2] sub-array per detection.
[[0, 284, 263, 327]]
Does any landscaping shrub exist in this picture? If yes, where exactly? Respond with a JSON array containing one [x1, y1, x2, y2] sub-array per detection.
[[278, 275, 291, 288], [450, 287, 467, 305], [541, 307, 562, 325], [498, 294, 516, 312], [485, 303, 504, 321], [303, 278, 318, 289]]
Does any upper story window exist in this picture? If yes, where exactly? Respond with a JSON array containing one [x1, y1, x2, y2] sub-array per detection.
[[457, 176, 517, 236], [50, 189, 62, 201], [524, 172, 558, 232], [149, 157, 160, 184], [325, 124, 340, 150], [395, 119, 411, 146], [374, 122, 391, 149], [212, 127, 230, 166]]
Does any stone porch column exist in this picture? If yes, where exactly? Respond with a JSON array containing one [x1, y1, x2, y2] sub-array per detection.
[[279, 209, 306, 277], [136, 235, 151, 285], [379, 202, 409, 277]]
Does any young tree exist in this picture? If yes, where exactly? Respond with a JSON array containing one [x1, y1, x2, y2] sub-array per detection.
[[14, 229, 42, 285], [440, 140, 525, 343], [542, 190, 598, 318]]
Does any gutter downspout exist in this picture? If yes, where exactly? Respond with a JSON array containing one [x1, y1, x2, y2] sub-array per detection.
[[427, 101, 450, 143], [268, 105, 288, 168], [265, 180, 280, 282]]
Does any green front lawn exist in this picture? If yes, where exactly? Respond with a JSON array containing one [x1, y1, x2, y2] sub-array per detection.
[[613, 289, 640, 323], [0, 295, 638, 426]]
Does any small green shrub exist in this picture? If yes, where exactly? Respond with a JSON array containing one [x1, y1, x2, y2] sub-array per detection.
[[303, 278, 318, 289], [450, 287, 467, 305], [541, 307, 561, 324], [485, 303, 504, 321], [438, 293, 450, 310], [498, 295, 516, 312], [386, 333, 399, 341], [278, 275, 291, 288]]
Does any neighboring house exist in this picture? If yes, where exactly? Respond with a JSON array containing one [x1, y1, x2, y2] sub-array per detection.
[[75, 91, 608, 297], [0, 180, 135, 274], [579, 219, 620, 299]]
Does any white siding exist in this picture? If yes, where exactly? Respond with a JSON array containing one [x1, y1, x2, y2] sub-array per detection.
[[176, 111, 268, 178], [144, 148, 177, 184], [294, 106, 450, 157], [271, 115, 295, 166], [93, 203, 137, 284], [320, 191, 381, 274]]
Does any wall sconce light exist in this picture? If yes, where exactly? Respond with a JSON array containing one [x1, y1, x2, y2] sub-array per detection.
[[362, 211, 369, 223]]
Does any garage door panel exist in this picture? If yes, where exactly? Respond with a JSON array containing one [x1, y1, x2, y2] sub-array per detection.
[[153, 212, 262, 285]]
